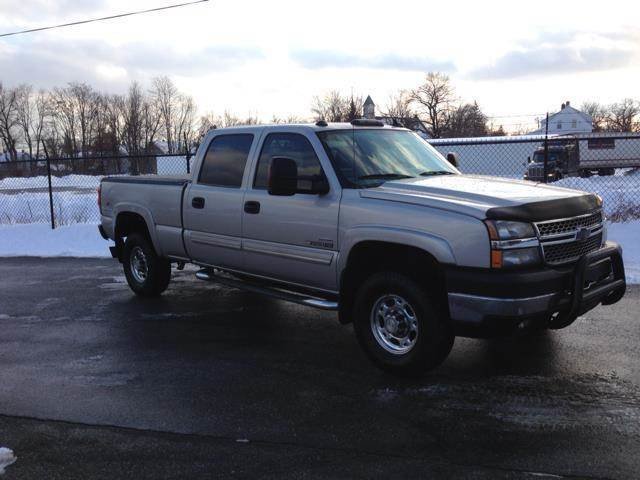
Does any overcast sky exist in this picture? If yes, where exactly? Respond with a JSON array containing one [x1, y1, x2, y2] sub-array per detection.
[[0, 0, 639, 129]]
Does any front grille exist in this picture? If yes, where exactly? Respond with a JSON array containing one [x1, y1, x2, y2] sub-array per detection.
[[542, 233, 603, 265], [535, 210, 604, 265], [536, 211, 603, 237], [527, 166, 543, 178]]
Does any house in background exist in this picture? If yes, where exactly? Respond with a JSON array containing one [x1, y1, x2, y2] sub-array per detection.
[[529, 101, 593, 135], [363, 95, 431, 139]]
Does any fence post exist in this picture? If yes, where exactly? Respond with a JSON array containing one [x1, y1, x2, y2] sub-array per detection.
[[543, 112, 549, 184], [184, 132, 191, 174], [42, 142, 55, 229]]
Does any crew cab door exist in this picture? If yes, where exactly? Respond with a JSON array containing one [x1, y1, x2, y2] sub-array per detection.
[[183, 132, 256, 269], [241, 131, 340, 292]]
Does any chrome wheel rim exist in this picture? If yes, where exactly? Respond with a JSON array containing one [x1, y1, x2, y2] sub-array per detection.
[[130, 246, 148, 283], [370, 294, 419, 355]]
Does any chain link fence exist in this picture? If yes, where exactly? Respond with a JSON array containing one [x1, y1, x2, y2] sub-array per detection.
[[430, 133, 640, 222], [0, 153, 192, 227], [1, 132, 639, 228]]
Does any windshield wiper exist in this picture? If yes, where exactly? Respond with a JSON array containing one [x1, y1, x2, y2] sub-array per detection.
[[358, 173, 414, 181], [418, 171, 455, 176]]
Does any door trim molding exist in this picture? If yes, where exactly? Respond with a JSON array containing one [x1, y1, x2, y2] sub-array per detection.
[[188, 231, 242, 250], [243, 238, 334, 265]]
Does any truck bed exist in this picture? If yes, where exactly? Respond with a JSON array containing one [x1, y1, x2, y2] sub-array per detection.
[[101, 175, 190, 259]]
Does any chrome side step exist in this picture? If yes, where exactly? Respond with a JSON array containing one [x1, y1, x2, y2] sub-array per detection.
[[195, 269, 339, 311]]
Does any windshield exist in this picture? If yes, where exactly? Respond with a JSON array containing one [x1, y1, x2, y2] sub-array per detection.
[[533, 151, 563, 163], [316, 129, 458, 188]]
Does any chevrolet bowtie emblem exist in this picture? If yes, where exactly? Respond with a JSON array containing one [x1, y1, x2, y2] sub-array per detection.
[[575, 227, 590, 242]]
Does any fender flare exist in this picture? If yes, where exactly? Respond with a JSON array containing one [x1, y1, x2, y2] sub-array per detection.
[[112, 203, 163, 256], [337, 226, 456, 279]]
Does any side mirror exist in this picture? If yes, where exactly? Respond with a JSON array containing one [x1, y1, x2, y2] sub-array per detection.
[[268, 157, 298, 196], [527, 156, 532, 164], [302, 175, 330, 195], [446, 152, 459, 168]]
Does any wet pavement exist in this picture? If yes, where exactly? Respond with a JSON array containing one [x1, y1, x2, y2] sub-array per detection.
[[0, 257, 639, 479]]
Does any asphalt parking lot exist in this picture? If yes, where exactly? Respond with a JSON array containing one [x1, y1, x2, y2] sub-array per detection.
[[1, 257, 639, 479]]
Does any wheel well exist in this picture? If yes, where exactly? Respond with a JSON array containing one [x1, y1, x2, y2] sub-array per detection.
[[113, 212, 152, 261], [339, 241, 447, 324]]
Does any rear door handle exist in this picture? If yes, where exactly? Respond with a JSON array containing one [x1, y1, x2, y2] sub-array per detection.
[[192, 197, 205, 209], [244, 201, 260, 214]]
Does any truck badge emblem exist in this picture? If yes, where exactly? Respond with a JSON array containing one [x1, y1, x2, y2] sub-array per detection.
[[575, 228, 590, 242]]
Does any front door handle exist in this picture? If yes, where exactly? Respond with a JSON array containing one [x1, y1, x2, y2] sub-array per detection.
[[244, 201, 260, 214], [192, 197, 205, 209]]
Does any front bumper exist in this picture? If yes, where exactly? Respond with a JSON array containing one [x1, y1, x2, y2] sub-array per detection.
[[446, 242, 626, 337]]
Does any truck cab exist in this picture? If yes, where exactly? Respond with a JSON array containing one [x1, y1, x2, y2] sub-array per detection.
[[524, 143, 578, 182]]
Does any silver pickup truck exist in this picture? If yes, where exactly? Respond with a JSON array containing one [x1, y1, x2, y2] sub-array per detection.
[[98, 120, 626, 375]]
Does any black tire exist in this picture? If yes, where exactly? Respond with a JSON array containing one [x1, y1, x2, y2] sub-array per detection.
[[122, 233, 171, 297], [353, 272, 454, 376]]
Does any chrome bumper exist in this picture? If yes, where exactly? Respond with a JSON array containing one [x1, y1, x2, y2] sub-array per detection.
[[448, 291, 564, 324]]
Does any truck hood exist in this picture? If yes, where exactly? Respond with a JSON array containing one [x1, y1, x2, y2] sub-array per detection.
[[360, 174, 597, 221]]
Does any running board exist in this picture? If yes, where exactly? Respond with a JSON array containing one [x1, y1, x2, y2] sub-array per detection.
[[195, 269, 339, 311]]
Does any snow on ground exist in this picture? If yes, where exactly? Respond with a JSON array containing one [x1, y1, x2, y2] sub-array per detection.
[[0, 174, 102, 189], [0, 221, 638, 284], [0, 190, 97, 225], [555, 169, 640, 221], [0, 223, 113, 257], [607, 221, 640, 284], [0, 448, 16, 475]]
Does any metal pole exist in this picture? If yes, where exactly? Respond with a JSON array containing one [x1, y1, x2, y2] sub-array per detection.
[[543, 112, 549, 184], [184, 132, 191, 174], [42, 142, 55, 229]]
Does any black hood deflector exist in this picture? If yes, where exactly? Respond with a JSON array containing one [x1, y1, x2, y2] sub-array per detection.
[[486, 194, 600, 222]]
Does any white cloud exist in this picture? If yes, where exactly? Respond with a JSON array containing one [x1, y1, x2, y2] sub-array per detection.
[[0, 0, 639, 119]]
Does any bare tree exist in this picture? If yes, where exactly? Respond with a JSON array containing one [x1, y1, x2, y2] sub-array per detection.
[[606, 99, 639, 132], [312, 90, 349, 122], [15, 85, 35, 158], [381, 91, 415, 121], [270, 114, 308, 124], [151, 76, 179, 152], [123, 82, 145, 155], [52, 86, 78, 156], [410, 72, 455, 138], [0, 82, 20, 161], [69, 83, 99, 157], [172, 94, 196, 152], [580, 101, 609, 132]]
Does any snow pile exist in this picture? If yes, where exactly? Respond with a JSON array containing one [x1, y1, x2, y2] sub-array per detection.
[[0, 223, 113, 257], [0, 448, 16, 475], [608, 221, 640, 284], [0, 174, 102, 189], [0, 191, 98, 225], [556, 170, 640, 221]]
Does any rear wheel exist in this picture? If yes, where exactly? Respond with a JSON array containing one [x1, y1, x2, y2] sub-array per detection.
[[353, 272, 454, 376], [123, 233, 171, 297]]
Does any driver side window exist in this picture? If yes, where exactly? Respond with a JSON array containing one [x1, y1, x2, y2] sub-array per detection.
[[254, 133, 324, 190]]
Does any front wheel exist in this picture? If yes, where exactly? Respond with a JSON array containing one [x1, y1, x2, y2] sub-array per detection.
[[123, 233, 171, 297], [353, 272, 454, 376]]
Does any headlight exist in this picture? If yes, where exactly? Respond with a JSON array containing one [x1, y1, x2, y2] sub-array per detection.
[[485, 220, 535, 240], [484, 220, 540, 269]]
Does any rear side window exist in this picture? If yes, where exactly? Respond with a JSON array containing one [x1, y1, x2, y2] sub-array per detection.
[[198, 134, 254, 187], [254, 133, 324, 189]]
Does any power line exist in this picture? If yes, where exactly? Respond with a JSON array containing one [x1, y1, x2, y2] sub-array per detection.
[[0, 0, 209, 38]]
